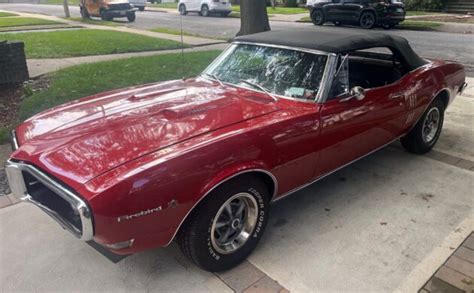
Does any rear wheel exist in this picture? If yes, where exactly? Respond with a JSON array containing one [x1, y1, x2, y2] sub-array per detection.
[[311, 9, 324, 25], [127, 11, 136, 22], [359, 11, 376, 29], [138, 6, 145, 11], [220, 11, 230, 17], [179, 4, 187, 15], [200, 4, 209, 17], [178, 176, 270, 272], [401, 99, 445, 154]]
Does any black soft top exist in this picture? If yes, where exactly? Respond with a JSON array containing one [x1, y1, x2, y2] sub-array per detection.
[[234, 30, 427, 70]]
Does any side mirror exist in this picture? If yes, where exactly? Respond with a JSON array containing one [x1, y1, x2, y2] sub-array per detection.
[[340, 86, 365, 102], [350, 86, 365, 101]]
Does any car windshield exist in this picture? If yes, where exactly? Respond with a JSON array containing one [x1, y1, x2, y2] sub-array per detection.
[[204, 44, 328, 101]]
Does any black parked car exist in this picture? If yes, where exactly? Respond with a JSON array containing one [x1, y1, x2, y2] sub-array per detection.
[[309, 0, 405, 29]]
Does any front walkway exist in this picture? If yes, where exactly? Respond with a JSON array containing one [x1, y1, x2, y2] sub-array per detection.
[[26, 43, 227, 77], [421, 233, 474, 292], [1, 10, 221, 46]]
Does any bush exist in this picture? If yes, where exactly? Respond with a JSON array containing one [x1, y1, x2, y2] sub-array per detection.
[[404, 0, 446, 11]]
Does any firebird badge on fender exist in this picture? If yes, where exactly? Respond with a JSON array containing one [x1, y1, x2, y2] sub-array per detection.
[[117, 206, 163, 223]]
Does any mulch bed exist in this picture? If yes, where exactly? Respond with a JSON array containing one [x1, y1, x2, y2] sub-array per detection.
[[0, 84, 23, 130], [0, 77, 51, 130]]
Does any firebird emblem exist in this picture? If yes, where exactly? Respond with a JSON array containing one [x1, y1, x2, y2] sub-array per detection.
[[117, 206, 163, 222]]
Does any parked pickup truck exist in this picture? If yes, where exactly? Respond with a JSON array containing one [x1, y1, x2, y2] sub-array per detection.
[[80, 0, 137, 22]]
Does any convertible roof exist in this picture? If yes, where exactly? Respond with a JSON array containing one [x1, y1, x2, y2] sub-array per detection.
[[233, 30, 427, 70]]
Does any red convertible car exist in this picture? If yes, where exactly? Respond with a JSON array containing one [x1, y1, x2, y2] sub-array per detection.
[[6, 31, 466, 271]]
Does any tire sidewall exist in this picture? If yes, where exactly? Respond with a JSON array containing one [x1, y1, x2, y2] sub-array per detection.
[[201, 5, 209, 17], [179, 4, 186, 15], [312, 10, 324, 25], [360, 12, 375, 29], [190, 178, 269, 271], [419, 100, 444, 148]]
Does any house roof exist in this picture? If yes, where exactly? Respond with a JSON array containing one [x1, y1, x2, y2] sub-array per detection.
[[233, 30, 427, 70]]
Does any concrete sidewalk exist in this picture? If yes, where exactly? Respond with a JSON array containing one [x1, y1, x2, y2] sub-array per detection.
[[2, 10, 220, 46], [26, 43, 228, 78]]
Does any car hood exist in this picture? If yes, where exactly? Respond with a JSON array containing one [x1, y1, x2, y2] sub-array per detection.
[[13, 78, 280, 184]]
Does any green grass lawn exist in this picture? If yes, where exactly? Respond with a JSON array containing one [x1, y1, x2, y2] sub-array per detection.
[[0, 17, 62, 28], [406, 11, 443, 16], [0, 29, 188, 58], [398, 20, 442, 30], [232, 6, 307, 14], [19, 50, 221, 120], [0, 12, 18, 17], [149, 2, 177, 9], [67, 17, 124, 27]]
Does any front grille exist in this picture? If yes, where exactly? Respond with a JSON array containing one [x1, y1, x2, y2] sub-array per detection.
[[23, 171, 82, 233], [5, 160, 94, 241], [109, 3, 131, 10]]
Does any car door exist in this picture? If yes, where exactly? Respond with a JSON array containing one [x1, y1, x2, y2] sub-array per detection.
[[341, 0, 363, 21], [315, 55, 407, 177], [324, 0, 344, 21]]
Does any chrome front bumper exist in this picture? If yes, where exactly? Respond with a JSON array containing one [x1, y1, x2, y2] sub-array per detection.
[[5, 160, 94, 241]]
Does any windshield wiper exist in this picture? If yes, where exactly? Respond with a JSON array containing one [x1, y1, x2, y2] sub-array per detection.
[[239, 79, 278, 102], [203, 73, 225, 87]]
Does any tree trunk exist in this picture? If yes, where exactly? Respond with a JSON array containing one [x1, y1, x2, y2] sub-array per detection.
[[63, 0, 70, 18], [237, 0, 271, 36], [270, 0, 275, 8]]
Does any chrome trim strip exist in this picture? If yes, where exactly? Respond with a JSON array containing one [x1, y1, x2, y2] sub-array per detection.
[[317, 53, 338, 103], [5, 160, 93, 241], [202, 42, 333, 104], [272, 136, 402, 203], [165, 168, 278, 246], [10, 130, 19, 151]]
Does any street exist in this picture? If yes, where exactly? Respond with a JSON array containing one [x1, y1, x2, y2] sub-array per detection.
[[1, 3, 474, 76]]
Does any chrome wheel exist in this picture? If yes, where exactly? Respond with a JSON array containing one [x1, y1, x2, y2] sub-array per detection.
[[210, 192, 258, 254], [422, 108, 440, 143]]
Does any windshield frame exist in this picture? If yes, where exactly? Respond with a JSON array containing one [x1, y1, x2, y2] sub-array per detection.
[[202, 42, 336, 104]]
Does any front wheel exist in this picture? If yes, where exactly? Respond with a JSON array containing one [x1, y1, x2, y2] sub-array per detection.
[[127, 11, 136, 22], [178, 176, 270, 272], [200, 4, 209, 17], [311, 9, 324, 25], [101, 11, 112, 21], [401, 99, 445, 154], [179, 4, 187, 15], [359, 11, 376, 29]]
